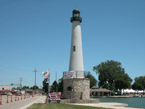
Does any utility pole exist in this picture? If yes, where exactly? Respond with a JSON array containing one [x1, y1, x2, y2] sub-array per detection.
[[20, 78, 22, 90], [34, 68, 37, 94], [56, 72, 57, 92], [18, 76, 19, 89]]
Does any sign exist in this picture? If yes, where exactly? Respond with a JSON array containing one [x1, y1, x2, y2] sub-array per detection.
[[48, 92, 61, 101], [42, 70, 49, 76], [11, 83, 20, 86], [63, 71, 74, 79]]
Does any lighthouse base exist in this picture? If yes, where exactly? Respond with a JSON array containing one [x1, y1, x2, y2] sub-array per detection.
[[63, 78, 90, 100]]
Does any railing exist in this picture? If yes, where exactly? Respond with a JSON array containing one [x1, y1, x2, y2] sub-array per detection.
[[63, 71, 84, 79], [70, 17, 82, 22]]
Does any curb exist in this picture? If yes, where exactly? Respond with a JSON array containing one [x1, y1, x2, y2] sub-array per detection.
[[20, 97, 42, 109]]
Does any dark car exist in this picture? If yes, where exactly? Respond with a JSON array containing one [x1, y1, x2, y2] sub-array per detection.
[[16, 92, 21, 96]]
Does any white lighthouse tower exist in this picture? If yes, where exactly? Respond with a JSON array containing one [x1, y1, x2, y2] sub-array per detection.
[[63, 9, 99, 103], [63, 9, 91, 101], [69, 8, 84, 78]]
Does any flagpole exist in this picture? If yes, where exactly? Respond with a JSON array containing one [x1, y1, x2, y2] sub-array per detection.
[[43, 70, 50, 104], [48, 69, 50, 94], [46, 69, 50, 104]]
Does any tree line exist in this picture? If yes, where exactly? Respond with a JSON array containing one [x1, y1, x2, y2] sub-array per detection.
[[21, 85, 39, 90], [42, 60, 145, 93]]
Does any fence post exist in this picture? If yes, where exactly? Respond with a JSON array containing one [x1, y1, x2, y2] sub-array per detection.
[[0, 94, 2, 105], [11, 95, 13, 102], [21, 94, 22, 100], [6, 95, 9, 103], [18, 94, 19, 101], [15, 94, 17, 101]]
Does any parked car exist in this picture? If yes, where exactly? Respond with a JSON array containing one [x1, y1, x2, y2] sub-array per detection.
[[1, 92, 7, 95], [7, 92, 12, 96], [16, 92, 21, 96]]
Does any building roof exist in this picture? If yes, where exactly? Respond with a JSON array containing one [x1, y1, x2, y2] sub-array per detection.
[[91, 86, 99, 89], [90, 88, 113, 92], [72, 8, 80, 14], [0, 89, 11, 92]]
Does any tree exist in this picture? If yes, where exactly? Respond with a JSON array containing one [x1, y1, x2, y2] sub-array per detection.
[[42, 78, 48, 93], [58, 77, 63, 92], [30, 85, 39, 89], [50, 80, 58, 92], [85, 71, 98, 88], [133, 76, 145, 89], [132, 82, 144, 90], [102, 83, 109, 89], [22, 86, 29, 89], [114, 73, 132, 91], [93, 60, 132, 90]]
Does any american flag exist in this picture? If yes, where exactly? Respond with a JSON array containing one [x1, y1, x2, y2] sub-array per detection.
[[45, 75, 49, 79], [42, 70, 49, 76]]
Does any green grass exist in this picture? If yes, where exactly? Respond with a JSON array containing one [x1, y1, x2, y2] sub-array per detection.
[[27, 103, 112, 109]]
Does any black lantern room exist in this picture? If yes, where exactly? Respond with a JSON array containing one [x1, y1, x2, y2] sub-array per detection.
[[71, 8, 82, 23]]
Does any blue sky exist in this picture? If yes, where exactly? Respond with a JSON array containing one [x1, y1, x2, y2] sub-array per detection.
[[0, 0, 145, 88]]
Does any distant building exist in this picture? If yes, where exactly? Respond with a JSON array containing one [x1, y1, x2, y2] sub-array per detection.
[[90, 86, 113, 96], [0, 85, 12, 91], [121, 88, 145, 95], [0, 86, 12, 94]]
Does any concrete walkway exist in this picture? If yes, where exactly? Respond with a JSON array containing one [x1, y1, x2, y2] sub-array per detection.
[[20, 96, 46, 109], [34, 96, 46, 103], [0, 96, 42, 109]]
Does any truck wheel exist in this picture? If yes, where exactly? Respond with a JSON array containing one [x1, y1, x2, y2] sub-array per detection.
[[49, 100, 51, 103], [57, 100, 60, 103]]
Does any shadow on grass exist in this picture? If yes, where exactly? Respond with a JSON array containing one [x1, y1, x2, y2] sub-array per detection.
[[27, 103, 112, 109]]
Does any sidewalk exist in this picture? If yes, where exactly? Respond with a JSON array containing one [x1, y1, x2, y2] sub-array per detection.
[[34, 96, 46, 103], [20, 96, 44, 109], [0, 96, 43, 109]]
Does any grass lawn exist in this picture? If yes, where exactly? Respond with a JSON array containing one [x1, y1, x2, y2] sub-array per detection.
[[27, 103, 112, 109]]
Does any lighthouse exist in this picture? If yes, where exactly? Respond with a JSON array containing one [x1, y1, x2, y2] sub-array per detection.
[[69, 8, 84, 78], [63, 9, 90, 101], [62, 9, 99, 103]]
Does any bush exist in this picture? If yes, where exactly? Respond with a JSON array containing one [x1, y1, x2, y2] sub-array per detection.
[[111, 92, 115, 96]]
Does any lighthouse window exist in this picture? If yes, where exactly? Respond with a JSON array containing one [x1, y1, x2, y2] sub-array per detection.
[[74, 14, 78, 17], [67, 86, 72, 91], [73, 46, 75, 51]]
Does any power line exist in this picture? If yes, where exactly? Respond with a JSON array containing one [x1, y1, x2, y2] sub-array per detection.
[[22, 78, 32, 83], [0, 63, 33, 72], [22, 80, 31, 83]]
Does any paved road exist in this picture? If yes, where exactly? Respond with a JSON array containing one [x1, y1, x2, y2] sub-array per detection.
[[0, 96, 42, 109]]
